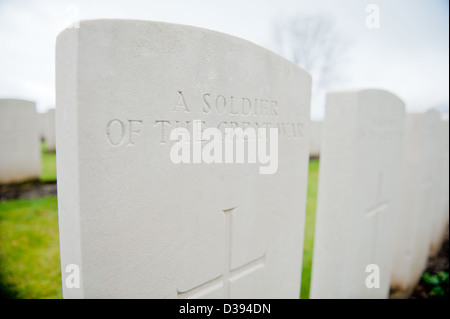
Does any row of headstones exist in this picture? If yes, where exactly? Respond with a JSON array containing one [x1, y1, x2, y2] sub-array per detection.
[[309, 114, 449, 297], [308, 95, 449, 298], [54, 21, 450, 299], [0, 99, 55, 184]]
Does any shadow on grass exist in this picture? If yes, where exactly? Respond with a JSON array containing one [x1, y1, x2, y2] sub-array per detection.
[[0, 276, 18, 299]]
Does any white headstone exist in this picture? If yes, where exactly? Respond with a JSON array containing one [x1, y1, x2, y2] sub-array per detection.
[[0, 99, 41, 184], [56, 20, 311, 298], [308, 121, 322, 158], [390, 110, 442, 297], [429, 117, 449, 257], [41, 109, 56, 152], [310, 89, 405, 299], [430, 118, 449, 256]]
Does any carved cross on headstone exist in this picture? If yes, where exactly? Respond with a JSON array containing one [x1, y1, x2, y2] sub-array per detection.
[[177, 207, 265, 299], [366, 173, 389, 218], [366, 172, 390, 264]]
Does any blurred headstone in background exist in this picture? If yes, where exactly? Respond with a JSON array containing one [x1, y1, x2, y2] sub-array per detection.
[[0, 99, 41, 185], [391, 110, 442, 298], [429, 117, 449, 257], [40, 108, 56, 152], [310, 89, 406, 299]]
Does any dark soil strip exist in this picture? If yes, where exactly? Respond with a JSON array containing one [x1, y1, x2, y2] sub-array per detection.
[[0, 181, 57, 201]]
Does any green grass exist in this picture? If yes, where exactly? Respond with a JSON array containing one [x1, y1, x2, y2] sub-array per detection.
[[40, 141, 57, 183], [300, 158, 320, 299], [0, 157, 320, 299], [0, 196, 62, 299]]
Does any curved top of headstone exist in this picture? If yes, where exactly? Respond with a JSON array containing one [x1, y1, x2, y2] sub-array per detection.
[[407, 108, 441, 121], [57, 19, 310, 78], [327, 88, 405, 104], [0, 99, 35, 106], [325, 89, 406, 116], [0, 99, 36, 117]]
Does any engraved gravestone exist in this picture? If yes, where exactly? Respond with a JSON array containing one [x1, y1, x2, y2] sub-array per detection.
[[390, 110, 443, 297], [310, 89, 405, 299], [0, 99, 41, 184], [56, 20, 311, 298]]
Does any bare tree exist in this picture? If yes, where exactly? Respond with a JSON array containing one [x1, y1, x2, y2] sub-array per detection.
[[273, 14, 349, 93]]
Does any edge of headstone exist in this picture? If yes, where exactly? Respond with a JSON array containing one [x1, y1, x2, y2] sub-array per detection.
[[56, 18, 312, 82]]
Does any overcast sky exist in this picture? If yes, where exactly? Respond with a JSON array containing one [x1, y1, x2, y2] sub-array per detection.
[[0, 0, 448, 119]]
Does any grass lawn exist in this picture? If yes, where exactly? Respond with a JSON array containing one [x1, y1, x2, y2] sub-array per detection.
[[301, 158, 320, 299], [0, 196, 61, 299], [40, 142, 57, 183], [0, 156, 320, 299]]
